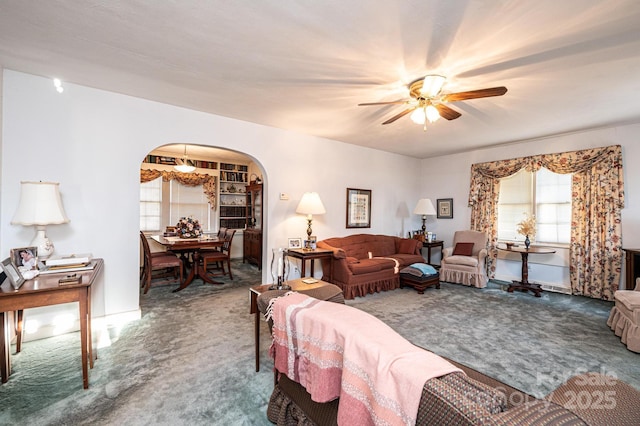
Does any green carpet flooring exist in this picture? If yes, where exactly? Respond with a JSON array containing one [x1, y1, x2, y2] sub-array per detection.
[[0, 260, 637, 425]]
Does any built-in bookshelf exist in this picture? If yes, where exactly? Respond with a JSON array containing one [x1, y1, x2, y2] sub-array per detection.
[[219, 162, 249, 229], [143, 155, 218, 170]]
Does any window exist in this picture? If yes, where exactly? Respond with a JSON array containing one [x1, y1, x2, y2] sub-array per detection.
[[140, 177, 162, 231], [169, 180, 212, 231], [497, 168, 571, 244], [140, 178, 213, 232]]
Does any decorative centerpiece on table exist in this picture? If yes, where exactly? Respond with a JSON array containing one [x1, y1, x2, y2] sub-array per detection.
[[177, 217, 202, 239], [516, 213, 536, 249]]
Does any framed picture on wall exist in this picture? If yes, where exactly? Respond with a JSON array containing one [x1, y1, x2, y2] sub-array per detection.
[[346, 188, 371, 228], [437, 198, 453, 219]]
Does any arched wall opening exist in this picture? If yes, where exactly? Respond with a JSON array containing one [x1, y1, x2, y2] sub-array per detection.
[[138, 142, 267, 294]]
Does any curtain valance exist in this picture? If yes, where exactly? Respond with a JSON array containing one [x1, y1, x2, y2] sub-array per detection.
[[140, 169, 217, 210]]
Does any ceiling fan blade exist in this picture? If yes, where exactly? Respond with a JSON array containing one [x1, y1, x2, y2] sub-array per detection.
[[435, 104, 462, 120], [382, 107, 415, 125], [358, 100, 409, 106], [442, 86, 507, 102]]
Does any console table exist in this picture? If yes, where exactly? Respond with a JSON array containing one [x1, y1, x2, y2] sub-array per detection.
[[1, 258, 104, 389], [499, 246, 555, 297]]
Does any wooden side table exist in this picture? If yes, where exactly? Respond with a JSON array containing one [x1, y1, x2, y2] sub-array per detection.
[[1, 258, 104, 389], [249, 279, 332, 372], [623, 248, 640, 290], [499, 246, 556, 297], [285, 248, 333, 279], [421, 240, 444, 267]]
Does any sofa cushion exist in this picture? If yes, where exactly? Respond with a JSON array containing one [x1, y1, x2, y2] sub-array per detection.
[[398, 238, 417, 254], [445, 255, 479, 267], [348, 258, 395, 275], [346, 256, 360, 264], [453, 242, 474, 256]]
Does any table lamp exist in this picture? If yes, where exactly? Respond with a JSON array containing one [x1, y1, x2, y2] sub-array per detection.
[[295, 192, 326, 246], [11, 181, 70, 258], [413, 198, 436, 234]]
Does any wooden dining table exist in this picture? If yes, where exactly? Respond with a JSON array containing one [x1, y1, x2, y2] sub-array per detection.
[[151, 235, 224, 291]]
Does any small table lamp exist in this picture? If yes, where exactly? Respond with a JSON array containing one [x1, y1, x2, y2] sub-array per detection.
[[296, 192, 326, 245], [11, 181, 70, 258], [413, 198, 436, 234]]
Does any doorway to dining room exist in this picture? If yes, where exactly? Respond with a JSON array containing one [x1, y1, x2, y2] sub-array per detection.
[[139, 143, 266, 265]]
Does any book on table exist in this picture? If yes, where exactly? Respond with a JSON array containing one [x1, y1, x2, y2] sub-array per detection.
[[45, 253, 93, 267]]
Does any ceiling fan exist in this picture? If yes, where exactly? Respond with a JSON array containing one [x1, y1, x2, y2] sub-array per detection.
[[358, 75, 507, 129]]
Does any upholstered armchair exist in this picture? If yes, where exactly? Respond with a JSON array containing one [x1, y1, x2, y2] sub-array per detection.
[[440, 230, 489, 288], [607, 277, 640, 352]]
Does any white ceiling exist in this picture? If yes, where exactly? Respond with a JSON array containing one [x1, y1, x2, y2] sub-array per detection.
[[1, 1, 640, 159]]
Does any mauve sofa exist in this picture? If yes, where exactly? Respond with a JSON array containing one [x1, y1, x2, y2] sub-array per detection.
[[317, 234, 425, 299]]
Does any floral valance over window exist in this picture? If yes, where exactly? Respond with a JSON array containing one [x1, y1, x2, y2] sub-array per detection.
[[468, 145, 624, 300], [140, 169, 217, 210]]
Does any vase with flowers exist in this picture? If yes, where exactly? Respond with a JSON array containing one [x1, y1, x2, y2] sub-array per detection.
[[516, 213, 536, 249], [177, 216, 202, 239]]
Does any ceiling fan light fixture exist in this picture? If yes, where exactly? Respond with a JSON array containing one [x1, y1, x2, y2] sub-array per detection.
[[425, 104, 440, 122], [410, 108, 426, 124], [421, 75, 446, 97]]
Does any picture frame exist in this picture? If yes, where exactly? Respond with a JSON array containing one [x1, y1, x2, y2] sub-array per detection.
[[304, 236, 317, 250], [346, 188, 371, 228], [437, 198, 453, 219], [1, 257, 25, 289], [11, 246, 38, 271], [288, 237, 302, 249]]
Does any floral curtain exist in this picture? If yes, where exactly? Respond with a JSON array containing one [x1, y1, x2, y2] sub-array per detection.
[[468, 145, 624, 300], [140, 169, 217, 210]]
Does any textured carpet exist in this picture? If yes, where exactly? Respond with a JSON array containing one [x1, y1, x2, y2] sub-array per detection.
[[0, 262, 637, 425]]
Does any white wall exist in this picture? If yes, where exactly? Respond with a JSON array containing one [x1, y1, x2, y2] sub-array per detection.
[[0, 70, 422, 337], [419, 126, 640, 289]]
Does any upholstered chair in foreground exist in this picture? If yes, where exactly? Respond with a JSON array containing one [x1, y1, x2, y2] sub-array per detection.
[[608, 277, 640, 353], [440, 230, 488, 288]]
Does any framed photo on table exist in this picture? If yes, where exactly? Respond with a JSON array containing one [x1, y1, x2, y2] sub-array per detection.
[[11, 246, 38, 270], [1, 257, 25, 289], [437, 198, 453, 219], [288, 238, 302, 249], [346, 188, 371, 228]]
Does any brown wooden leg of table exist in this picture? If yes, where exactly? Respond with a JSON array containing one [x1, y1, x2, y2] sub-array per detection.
[[310, 259, 315, 277], [255, 310, 260, 372], [15, 310, 23, 353], [1, 311, 10, 383], [79, 291, 90, 389]]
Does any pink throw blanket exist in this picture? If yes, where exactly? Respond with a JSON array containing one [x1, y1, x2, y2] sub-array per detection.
[[269, 292, 461, 426]]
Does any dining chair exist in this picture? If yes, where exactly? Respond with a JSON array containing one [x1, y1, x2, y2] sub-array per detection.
[[202, 229, 236, 280], [139, 231, 184, 294]]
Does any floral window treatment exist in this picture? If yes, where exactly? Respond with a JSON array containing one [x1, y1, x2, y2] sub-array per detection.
[[468, 145, 624, 300], [140, 169, 217, 210]]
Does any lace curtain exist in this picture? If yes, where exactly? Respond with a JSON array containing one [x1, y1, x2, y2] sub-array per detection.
[[140, 169, 217, 210], [468, 145, 624, 300]]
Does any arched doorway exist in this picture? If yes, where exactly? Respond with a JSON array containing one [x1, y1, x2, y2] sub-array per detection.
[[139, 143, 266, 283]]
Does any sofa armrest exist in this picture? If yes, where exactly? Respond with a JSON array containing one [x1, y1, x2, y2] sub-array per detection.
[[317, 241, 347, 259]]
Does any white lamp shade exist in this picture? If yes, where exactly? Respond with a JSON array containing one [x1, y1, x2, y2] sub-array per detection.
[[413, 198, 436, 216], [11, 181, 70, 225], [296, 192, 326, 215]]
